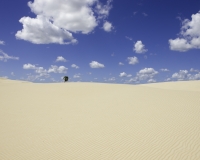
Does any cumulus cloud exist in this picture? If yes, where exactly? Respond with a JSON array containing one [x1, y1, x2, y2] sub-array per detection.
[[190, 68, 199, 72], [169, 11, 200, 52], [103, 21, 113, 32], [119, 72, 132, 77], [16, 0, 113, 44], [119, 72, 127, 77], [23, 63, 67, 75], [126, 68, 158, 84], [0, 50, 19, 62], [73, 73, 81, 78], [107, 77, 116, 81], [16, 15, 76, 44], [0, 40, 5, 45], [35, 67, 48, 75], [25, 73, 49, 81], [133, 41, 148, 53], [136, 68, 158, 80], [188, 73, 200, 80], [127, 56, 139, 65], [148, 79, 156, 83], [171, 70, 189, 80], [23, 63, 37, 69], [71, 64, 79, 69], [56, 56, 67, 62], [89, 61, 105, 68], [119, 62, 124, 65], [48, 65, 68, 73], [23, 64, 50, 81], [160, 68, 169, 72], [95, 0, 113, 19], [165, 78, 171, 81], [171, 70, 200, 81]]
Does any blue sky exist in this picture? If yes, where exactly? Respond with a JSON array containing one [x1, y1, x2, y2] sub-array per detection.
[[0, 0, 200, 84]]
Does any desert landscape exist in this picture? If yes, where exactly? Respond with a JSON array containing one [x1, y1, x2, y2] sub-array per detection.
[[0, 78, 200, 159]]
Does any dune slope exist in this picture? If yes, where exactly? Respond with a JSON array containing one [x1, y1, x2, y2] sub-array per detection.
[[0, 79, 200, 159]]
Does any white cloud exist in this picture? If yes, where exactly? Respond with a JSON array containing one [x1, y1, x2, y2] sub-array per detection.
[[28, 0, 98, 34], [23, 64, 50, 80], [171, 68, 200, 81], [11, 72, 15, 76], [127, 56, 139, 65], [35, 67, 48, 76], [23, 63, 37, 69], [0, 40, 5, 45], [95, 0, 112, 19], [26, 73, 43, 81], [48, 65, 68, 73], [71, 64, 79, 69], [73, 73, 81, 78], [171, 70, 200, 81], [172, 70, 189, 80], [0, 50, 19, 62], [56, 56, 67, 62], [125, 77, 138, 83], [23, 64, 67, 74], [119, 72, 127, 77], [16, 15, 77, 45], [103, 21, 113, 32], [190, 68, 199, 72], [16, 0, 113, 44], [89, 61, 105, 68], [160, 68, 169, 72], [165, 78, 171, 81], [136, 68, 158, 81], [148, 79, 156, 83], [169, 11, 200, 52], [125, 36, 132, 41], [188, 73, 200, 80], [133, 41, 148, 53], [119, 62, 124, 65], [169, 38, 192, 52], [107, 77, 116, 81], [119, 72, 132, 78]]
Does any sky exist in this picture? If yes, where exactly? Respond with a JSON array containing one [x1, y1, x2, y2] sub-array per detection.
[[0, 0, 200, 84]]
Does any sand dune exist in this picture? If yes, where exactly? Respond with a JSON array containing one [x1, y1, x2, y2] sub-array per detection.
[[0, 79, 200, 159]]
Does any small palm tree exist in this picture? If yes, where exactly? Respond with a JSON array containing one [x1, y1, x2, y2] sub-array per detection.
[[63, 76, 68, 82]]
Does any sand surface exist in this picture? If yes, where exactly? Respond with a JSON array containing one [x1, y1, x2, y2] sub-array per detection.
[[0, 79, 200, 159]]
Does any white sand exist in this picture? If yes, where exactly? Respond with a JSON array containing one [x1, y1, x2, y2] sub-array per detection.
[[0, 79, 200, 159]]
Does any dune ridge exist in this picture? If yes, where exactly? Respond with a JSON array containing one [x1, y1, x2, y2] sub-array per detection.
[[0, 79, 200, 159]]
